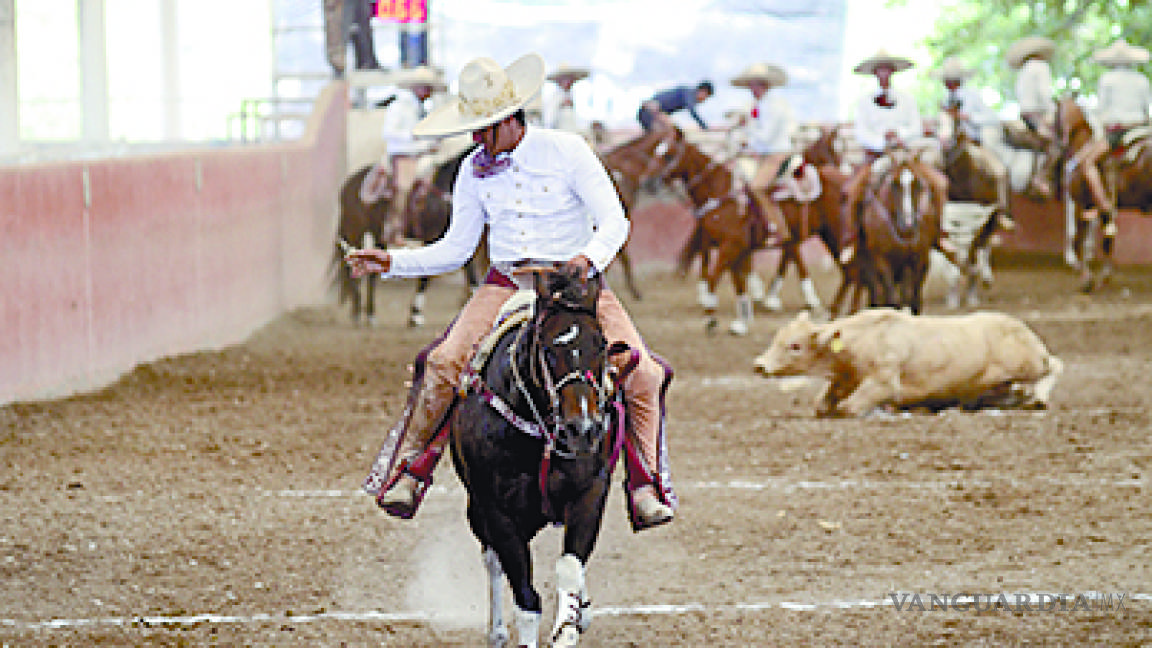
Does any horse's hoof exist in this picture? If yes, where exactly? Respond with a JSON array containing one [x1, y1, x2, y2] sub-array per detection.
[[728, 320, 749, 336], [551, 625, 581, 647], [760, 296, 783, 312], [945, 292, 961, 310], [704, 317, 719, 335], [408, 313, 425, 327], [1063, 247, 1079, 268], [1100, 264, 1115, 284], [1079, 276, 1095, 294]]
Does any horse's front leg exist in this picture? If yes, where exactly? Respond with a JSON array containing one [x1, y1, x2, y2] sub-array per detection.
[[728, 247, 754, 336], [551, 478, 609, 647], [760, 245, 789, 312], [472, 506, 542, 647], [790, 245, 825, 316], [482, 546, 512, 648], [410, 278, 430, 327]]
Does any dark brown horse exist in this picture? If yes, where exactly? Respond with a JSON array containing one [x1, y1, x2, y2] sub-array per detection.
[[642, 127, 783, 334], [401, 145, 489, 326], [1054, 95, 1116, 292], [939, 107, 1015, 307], [334, 164, 395, 325], [857, 147, 944, 314]]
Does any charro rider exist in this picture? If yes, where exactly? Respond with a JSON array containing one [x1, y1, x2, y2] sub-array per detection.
[[346, 53, 676, 530], [542, 62, 592, 140], [1006, 35, 1058, 200], [1080, 38, 1152, 229], [840, 49, 948, 264]]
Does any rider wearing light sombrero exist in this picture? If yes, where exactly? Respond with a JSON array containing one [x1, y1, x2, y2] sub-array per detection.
[[840, 49, 948, 264], [346, 53, 677, 531]]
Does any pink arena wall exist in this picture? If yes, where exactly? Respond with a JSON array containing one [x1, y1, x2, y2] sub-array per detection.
[[0, 84, 348, 405]]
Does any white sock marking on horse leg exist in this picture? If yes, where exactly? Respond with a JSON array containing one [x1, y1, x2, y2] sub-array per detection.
[[552, 554, 587, 646], [799, 278, 821, 309], [747, 272, 766, 300], [514, 605, 541, 648], [483, 547, 509, 647]]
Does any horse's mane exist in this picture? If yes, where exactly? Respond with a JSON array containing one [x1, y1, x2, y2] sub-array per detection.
[[540, 270, 598, 316]]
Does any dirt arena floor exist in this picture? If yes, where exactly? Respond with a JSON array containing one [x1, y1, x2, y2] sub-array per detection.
[[3, 253, 1151, 647]]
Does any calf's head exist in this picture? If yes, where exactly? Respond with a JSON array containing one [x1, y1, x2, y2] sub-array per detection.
[[753, 312, 842, 377]]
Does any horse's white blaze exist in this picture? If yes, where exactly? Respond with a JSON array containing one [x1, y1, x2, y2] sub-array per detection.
[[899, 168, 915, 226], [554, 324, 579, 346]]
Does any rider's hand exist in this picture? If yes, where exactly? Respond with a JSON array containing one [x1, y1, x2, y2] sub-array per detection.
[[345, 247, 391, 278]]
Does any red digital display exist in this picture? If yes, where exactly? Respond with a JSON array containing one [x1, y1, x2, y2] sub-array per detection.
[[375, 0, 428, 23]]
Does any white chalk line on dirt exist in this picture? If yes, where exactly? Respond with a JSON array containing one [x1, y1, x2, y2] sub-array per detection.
[[5, 593, 1150, 630]]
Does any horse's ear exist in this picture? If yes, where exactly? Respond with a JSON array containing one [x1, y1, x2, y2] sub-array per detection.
[[584, 272, 602, 311], [533, 270, 549, 303]]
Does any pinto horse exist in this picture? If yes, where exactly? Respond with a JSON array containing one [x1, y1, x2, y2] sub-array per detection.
[[450, 269, 626, 648], [1112, 126, 1152, 213], [334, 164, 395, 325], [939, 107, 1015, 307], [1054, 95, 1116, 292], [857, 147, 944, 314], [401, 144, 489, 326], [642, 127, 783, 334]]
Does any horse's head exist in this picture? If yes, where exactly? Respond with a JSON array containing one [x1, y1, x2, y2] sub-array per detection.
[[804, 124, 842, 168], [1054, 93, 1092, 153], [531, 269, 610, 458], [874, 148, 934, 230], [639, 127, 691, 184]]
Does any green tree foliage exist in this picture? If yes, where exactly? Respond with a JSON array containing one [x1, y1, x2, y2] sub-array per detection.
[[893, 0, 1152, 113]]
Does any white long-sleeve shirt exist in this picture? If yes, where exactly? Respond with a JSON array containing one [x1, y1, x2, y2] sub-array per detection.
[[1096, 67, 1152, 127], [1016, 58, 1053, 115], [854, 88, 922, 153], [744, 90, 795, 154], [542, 87, 587, 135], [387, 126, 629, 278], [382, 90, 434, 157]]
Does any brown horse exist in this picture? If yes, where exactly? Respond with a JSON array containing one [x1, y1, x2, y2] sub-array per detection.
[[939, 107, 1015, 307], [335, 164, 395, 325], [754, 125, 852, 316], [1112, 128, 1152, 211], [642, 127, 783, 334], [401, 145, 489, 326], [857, 147, 944, 314], [1054, 95, 1116, 292]]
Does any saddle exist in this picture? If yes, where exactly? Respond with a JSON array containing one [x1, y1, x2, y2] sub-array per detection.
[[464, 291, 536, 389], [1002, 121, 1050, 152]]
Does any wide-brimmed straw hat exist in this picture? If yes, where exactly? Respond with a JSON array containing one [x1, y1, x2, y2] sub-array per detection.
[[932, 57, 976, 81], [853, 49, 914, 75], [1007, 36, 1055, 69], [547, 62, 590, 83], [412, 53, 545, 137], [731, 62, 787, 88], [1093, 39, 1150, 66], [394, 65, 447, 90]]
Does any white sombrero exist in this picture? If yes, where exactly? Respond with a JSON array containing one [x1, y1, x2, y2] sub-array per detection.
[[547, 62, 591, 83], [394, 65, 447, 90], [853, 49, 914, 75], [731, 62, 787, 88], [412, 53, 546, 138], [932, 57, 976, 81], [1007, 36, 1055, 69], [1094, 39, 1150, 66]]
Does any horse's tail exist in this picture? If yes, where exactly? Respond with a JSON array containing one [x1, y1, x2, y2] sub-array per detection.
[[675, 223, 704, 278]]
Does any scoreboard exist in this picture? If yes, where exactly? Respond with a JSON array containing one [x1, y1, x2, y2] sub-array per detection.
[[374, 0, 428, 23]]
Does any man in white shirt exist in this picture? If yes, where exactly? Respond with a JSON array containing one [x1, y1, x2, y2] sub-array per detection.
[[376, 66, 448, 240], [841, 50, 947, 263], [1006, 35, 1057, 199], [543, 63, 591, 140], [347, 53, 676, 531], [731, 62, 797, 195]]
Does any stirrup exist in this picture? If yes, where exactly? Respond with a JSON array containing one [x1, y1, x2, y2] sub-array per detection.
[[376, 467, 432, 520]]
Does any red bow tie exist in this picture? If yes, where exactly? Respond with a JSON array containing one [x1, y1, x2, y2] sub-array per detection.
[[751, 106, 759, 119]]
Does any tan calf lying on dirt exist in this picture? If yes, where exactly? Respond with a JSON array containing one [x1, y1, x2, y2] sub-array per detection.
[[753, 309, 1063, 417]]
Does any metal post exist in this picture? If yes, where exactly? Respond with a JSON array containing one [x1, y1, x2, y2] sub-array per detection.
[[0, 0, 17, 154]]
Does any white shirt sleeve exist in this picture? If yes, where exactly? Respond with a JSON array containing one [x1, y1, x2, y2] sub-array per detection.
[[562, 134, 630, 272], [386, 158, 486, 277]]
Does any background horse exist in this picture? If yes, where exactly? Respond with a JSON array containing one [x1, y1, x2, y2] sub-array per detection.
[[334, 164, 395, 325], [939, 107, 1015, 307], [401, 144, 489, 326], [755, 125, 852, 317], [450, 270, 623, 648], [1113, 127, 1152, 212], [1054, 95, 1116, 292], [857, 147, 944, 314], [643, 127, 783, 335]]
